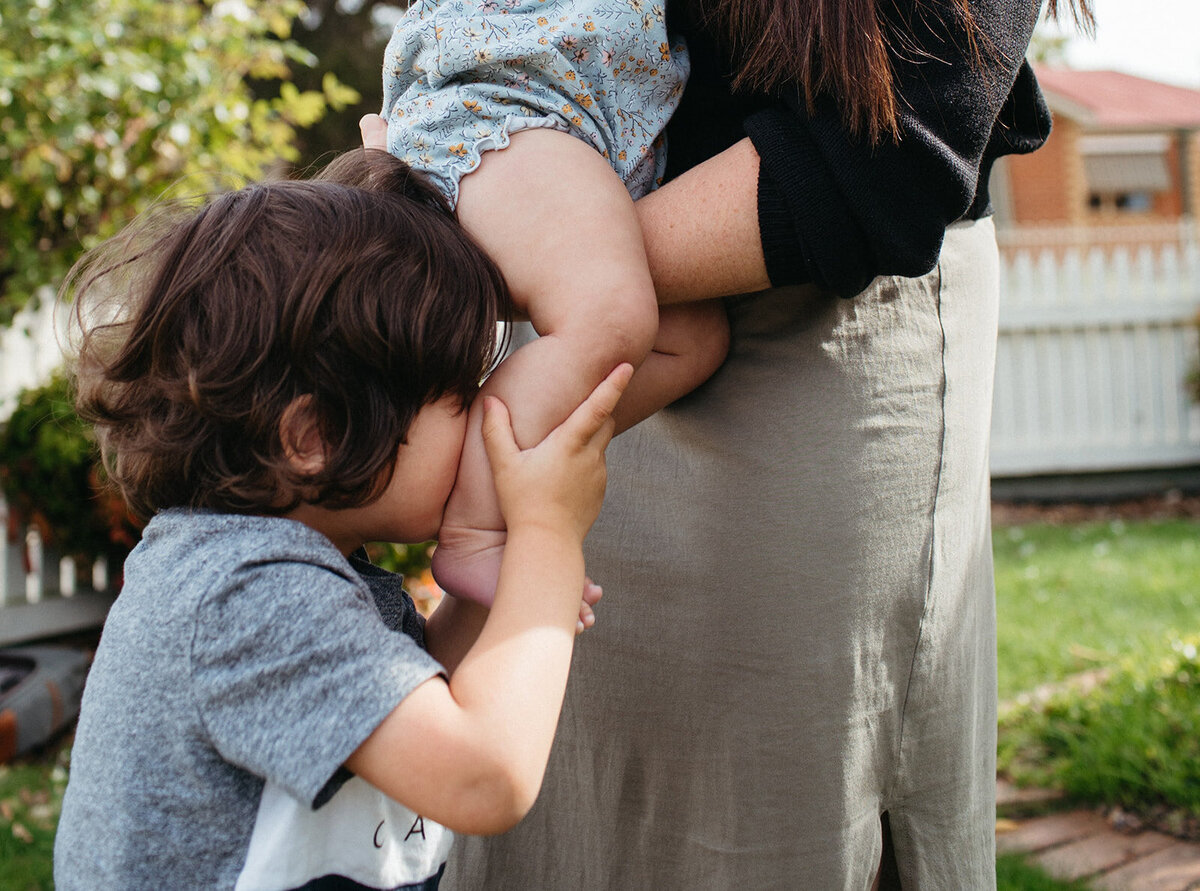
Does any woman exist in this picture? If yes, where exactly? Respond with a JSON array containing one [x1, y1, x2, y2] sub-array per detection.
[[369, 0, 1093, 884]]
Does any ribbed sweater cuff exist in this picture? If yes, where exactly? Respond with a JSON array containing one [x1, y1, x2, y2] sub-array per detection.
[[756, 165, 811, 288], [746, 108, 871, 296]]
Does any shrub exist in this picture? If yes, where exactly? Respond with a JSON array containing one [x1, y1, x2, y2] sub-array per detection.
[[0, 374, 140, 569], [0, 0, 358, 324]]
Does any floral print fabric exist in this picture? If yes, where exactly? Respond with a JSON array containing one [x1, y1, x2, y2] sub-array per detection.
[[382, 0, 688, 206]]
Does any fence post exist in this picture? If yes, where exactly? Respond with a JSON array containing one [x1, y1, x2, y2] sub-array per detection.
[[26, 528, 56, 603], [0, 498, 29, 607]]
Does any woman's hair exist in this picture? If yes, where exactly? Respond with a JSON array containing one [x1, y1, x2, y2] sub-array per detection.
[[702, 0, 1096, 144], [69, 150, 510, 520]]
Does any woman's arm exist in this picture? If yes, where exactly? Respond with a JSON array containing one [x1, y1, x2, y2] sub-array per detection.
[[628, 0, 1047, 302], [740, 0, 1048, 296], [363, 0, 1043, 305], [632, 137, 770, 304], [359, 114, 770, 305]]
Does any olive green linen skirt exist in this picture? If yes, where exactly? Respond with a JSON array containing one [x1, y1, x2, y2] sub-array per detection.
[[447, 217, 1000, 889]]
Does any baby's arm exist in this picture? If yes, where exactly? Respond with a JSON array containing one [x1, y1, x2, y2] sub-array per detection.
[[611, 300, 730, 435], [345, 364, 631, 835]]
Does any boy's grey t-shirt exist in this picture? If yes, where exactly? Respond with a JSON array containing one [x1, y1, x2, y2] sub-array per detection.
[[54, 509, 451, 890]]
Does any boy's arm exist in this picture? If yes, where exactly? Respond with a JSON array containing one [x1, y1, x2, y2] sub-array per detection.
[[424, 576, 603, 676], [345, 365, 631, 835]]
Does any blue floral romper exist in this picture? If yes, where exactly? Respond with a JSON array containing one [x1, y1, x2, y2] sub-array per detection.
[[381, 0, 688, 206]]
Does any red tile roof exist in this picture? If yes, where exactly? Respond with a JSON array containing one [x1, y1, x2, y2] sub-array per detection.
[[1034, 67, 1200, 129]]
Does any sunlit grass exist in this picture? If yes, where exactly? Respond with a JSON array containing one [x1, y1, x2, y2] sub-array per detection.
[[997, 852, 1090, 890], [999, 635, 1200, 818], [995, 516, 1200, 822], [994, 518, 1200, 700]]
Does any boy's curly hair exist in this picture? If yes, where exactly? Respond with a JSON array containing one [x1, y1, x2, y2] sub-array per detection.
[[68, 150, 510, 521]]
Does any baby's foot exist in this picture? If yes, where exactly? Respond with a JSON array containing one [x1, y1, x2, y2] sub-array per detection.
[[430, 524, 506, 606], [576, 579, 603, 634]]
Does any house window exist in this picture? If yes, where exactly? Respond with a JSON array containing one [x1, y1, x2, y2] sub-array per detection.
[[1080, 134, 1170, 216], [1088, 191, 1155, 213]]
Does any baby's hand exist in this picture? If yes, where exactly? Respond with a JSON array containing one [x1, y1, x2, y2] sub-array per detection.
[[360, 114, 387, 151], [481, 364, 632, 543]]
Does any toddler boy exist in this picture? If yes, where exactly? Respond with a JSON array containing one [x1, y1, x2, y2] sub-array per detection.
[[53, 152, 629, 890]]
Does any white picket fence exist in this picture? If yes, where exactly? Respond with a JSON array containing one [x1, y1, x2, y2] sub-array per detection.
[[2, 230, 1200, 639], [0, 498, 117, 646], [992, 236, 1200, 475], [995, 220, 1200, 256]]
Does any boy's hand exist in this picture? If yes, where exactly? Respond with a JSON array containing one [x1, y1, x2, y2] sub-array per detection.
[[481, 364, 632, 542]]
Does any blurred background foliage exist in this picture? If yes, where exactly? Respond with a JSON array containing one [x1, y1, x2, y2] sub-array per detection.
[[0, 0, 419, 570], [281, 0, 405, 170], [0, 0, 400, 327]]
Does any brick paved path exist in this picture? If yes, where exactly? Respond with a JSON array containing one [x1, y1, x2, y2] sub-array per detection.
[[997, 781, 1200, 889]]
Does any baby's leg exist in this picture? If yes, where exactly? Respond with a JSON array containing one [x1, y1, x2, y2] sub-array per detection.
[[432, 128, 659, 603]]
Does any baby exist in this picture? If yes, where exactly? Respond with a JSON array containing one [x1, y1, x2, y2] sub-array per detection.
[[378, 0, 730, 604]]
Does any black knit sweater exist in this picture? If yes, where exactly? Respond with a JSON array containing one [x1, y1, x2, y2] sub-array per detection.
[[663, 0, 1052, 296]]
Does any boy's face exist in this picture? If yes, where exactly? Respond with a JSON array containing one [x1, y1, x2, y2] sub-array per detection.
[[365, 396, 470, 545], [294, 396, 468, 553]]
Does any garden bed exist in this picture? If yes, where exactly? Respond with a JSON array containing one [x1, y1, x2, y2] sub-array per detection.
[[992, 490, 1200, 525]]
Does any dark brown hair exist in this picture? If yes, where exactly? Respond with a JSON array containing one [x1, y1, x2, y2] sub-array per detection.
[[705, 0, 1096, 144], [68, 150, 510, 520]]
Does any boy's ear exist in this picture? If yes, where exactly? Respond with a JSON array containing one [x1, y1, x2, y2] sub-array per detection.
[[280, 395, 327, 476]]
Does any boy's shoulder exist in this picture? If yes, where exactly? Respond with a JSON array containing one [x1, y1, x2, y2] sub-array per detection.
[[131, 508, 421, 640], [118, 509, 367, 634], [135, 508, 361, 593], [144, 508, 352, 567]]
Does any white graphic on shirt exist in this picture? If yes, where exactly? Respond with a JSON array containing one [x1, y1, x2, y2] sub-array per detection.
[[235, 775, 453, 890]]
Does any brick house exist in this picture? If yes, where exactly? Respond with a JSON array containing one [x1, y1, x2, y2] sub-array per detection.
[[992, 68, 1200, 234]]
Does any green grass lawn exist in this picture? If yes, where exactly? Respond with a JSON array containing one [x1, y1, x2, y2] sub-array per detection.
[[997, 852, 1090, 890], [994, 517, 1200, 700], [995, 513, 1200, 830], [0, 746, 68, 891]]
